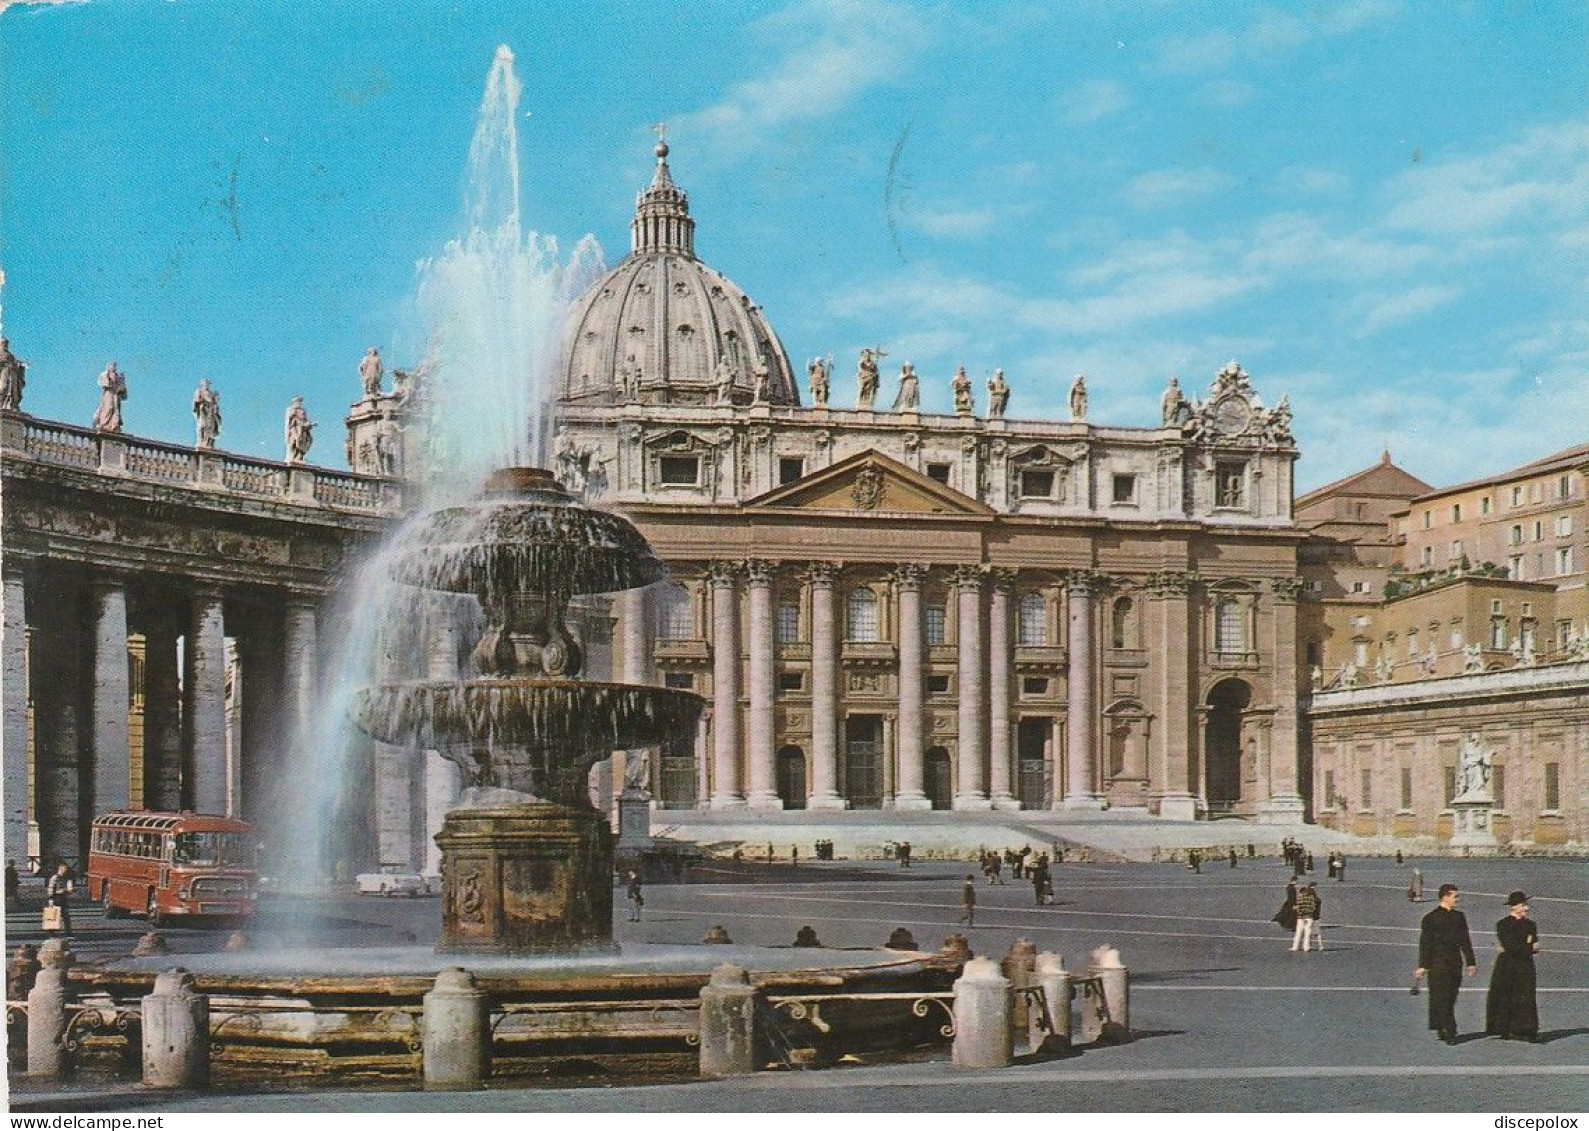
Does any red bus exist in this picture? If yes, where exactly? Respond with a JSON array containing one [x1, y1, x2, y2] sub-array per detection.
[[88, 811, 258, 926]]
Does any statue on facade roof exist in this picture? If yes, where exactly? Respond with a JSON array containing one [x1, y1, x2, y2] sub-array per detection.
[[1161, 376, 1185, 427], [1068, 374, 1088, 422], [807, 355, 831, 406], [0, 338, 26, 412], [359, 347, 384, 399], [192, 379, 222, 449], [856, 348, 882, 409], [92, 362, 128, 433], [285, 396, 315, 463], [715, 355, 737, 405], [1265, 394, 1294, 445], [893, 362, 920, 411], [987, 368, 1009, 418], [951, 365, 973, 415]]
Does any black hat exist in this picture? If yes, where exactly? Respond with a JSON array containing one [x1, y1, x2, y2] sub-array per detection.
[[1506, 891, 1528, 906]]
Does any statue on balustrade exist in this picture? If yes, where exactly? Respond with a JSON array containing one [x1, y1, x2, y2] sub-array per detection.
[[856, 348, 882, 409], [1068, 374, 1088, 422], [192, 379, 222, 449], [987, 368, 1009, 418], [1161, 376, 1186, 426], [893, 362, 920, 411], [359, 347, 384, 398], [285, 396, 315, 463], [0, 338, 26, 412], [807, 355, 831, 406], [92, 362, 128, 433], [951, 365, 973, 415]]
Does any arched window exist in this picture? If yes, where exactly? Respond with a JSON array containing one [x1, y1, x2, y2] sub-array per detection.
[[1215, 599, 1245, 654], [657, 585, 693, 640], [1111, 597, 1137, 649], [1018, 594, 1047, 646], [847, 588, 879, 642]]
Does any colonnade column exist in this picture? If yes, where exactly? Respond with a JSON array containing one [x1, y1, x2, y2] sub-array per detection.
[[807, 563, 844, 809], [988, 569, 1018, 811], [184, 586, 229, 815], [953, 566, 991, 810], [143, 617, 183, 812], [708, 562, 746, 809], [282, 598, 319, 764], [619, 588, 650, 686], [89, 575, 132, 817], [1064, 572, 1104, 809], [1257, 578, 1306, 823], [744, 561, 780, 810], [1149, 571, 1198, 820], [892, 565, 929, 810], [3, 565, 30, 862], [38, 588, 83, 864]]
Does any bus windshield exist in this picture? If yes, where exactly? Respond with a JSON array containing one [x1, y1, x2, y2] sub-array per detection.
[[172, 832, 257, 868]]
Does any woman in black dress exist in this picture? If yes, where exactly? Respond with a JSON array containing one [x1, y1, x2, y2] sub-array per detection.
[[1486, 891, 1541, 1041]]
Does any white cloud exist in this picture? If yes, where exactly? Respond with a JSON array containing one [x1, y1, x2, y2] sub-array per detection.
[[1273, 166, 1350, 196], [907, 206, 999, 238], [1351, 284, 1463, 337], [1057, 79, 1131, 125], [1194, 79, 1256, 108], [1153, 1, 1400, 75], [1123, 167, 1237, 208]]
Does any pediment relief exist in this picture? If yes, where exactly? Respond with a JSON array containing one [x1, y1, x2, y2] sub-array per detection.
[[748, 450, 993, 516], [1010, 443, 1084, 468], [643, 428, 719, 455]]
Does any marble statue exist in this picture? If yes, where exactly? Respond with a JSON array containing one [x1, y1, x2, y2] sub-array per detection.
[[1463, 643, 1484, 673], [856, 348, 881, 409], [622, 749, 651, 794], [1068, 374, 1088, 422], [621, 354, 642, 401], [1375, 653, 1394, 684], [1310, 664, 1323, 691], [1161, 377, 1184, 426], [191, 379, 222, 449], [951, 365, 973, 415], [752, 358, 770, 404], [893, 362, 920, 411], [1422, 645, 1439, 676], [92, 362, 128, 433], [807, 356, 831, 406], [284, 396, 315, 463], [1456, 733, 1493, 798], [1265, 395, 1293, 444], [0, 338, 26, 411], [715, 355, 736, 405], [1339, 660, 1359, 689], [359, 347, 384, 398], [987, 368, 1009, 418], [554, 425, 589, 494]]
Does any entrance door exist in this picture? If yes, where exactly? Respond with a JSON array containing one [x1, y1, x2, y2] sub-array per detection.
[[925, 747, 952, 810], [776, 746, 807, 810], [1017, 717, 1051, 808], [657, 735, 697, 809], [844, 715, 884, 809], [1205, 679, 1251, 812]]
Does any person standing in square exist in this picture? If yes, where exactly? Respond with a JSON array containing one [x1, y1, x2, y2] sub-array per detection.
[[1415, 883, 1477, 1044], [1485, 891, 1541, 1042]]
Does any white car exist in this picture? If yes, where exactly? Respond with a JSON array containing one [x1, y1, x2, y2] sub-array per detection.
[[355, 872, 428, 898]]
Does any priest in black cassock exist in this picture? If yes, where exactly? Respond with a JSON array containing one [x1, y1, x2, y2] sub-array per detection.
[[1485, 891, 1541, 1041], [1415, 883, 1477, 1044]]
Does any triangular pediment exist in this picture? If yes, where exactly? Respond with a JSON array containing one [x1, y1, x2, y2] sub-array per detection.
[[748, 449, 995, 516]]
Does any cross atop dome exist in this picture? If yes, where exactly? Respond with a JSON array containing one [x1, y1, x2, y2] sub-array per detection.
[[632, 129, 693, 257]]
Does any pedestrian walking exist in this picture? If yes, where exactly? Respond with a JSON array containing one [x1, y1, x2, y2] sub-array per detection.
[[1336, 855, 1346, 882], [4, 860, 18, 912], [43, 862, 73, 934], [1485, 892, 1541, 1042], [958, 875, 977, 926], [990, 853, 1006, 885], [1326, 852, 1338, 880], [1031, 854, 1051, 906], [1396, 849, 1404, 865], [1290, 882, 1321, 952], [1408, 867, 1424, 902], [1415, 883, 1477, 1044], [1272, 879, 1298, 934], [624, 870, 644, 922], [790, 844, 798, 866], [898, 841, 911, 869], [1229, 847, 1238, 869]]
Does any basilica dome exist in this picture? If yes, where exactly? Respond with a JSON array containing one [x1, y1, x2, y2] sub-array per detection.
[[559, 142, 800, 408]]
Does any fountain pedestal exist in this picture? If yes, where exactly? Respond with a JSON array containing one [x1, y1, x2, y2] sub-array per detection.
[[436, 804, 613, 953]]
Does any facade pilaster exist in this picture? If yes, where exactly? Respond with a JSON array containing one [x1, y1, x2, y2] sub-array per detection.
[[1148, 570, 1198, 820], [953, 565, 991, 810], [744, 560, 781, 809], [708, 561, 746, 808], [3, 566, 31, 863], [988, 569, 1019, 810], [1064, 571, 1105, 809], [1257, 577, 1306, 823], [183, 587, 229, 815], [807, 562, 844, 809], [891, 564, 930, 810]]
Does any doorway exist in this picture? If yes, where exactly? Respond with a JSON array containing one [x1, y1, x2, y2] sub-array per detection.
[[1205, 679, 1251, 812], [775, 746, 807, 810], [1017, 717, 1052, 808], [925, 746, 952, 810], [844, 715, 884, 809]]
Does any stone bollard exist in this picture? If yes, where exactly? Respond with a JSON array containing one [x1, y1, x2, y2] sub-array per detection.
[[951, 956, 1012, 1069], [26, 938, 74, 1078], [422, 968, 489, 1090], [1030, 951, 1071, 1051], [1080, 944, 1130, 1045], [698, 964, 761, 1078], [141, 967, 210, 1089], [1002, 937, 1037, 1037], [8, 944, 41, 1002]]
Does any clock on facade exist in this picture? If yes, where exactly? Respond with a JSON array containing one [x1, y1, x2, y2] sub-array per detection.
[[1211, 395, 1251, 436]]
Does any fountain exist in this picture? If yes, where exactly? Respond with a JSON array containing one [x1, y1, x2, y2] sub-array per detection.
[[351, 466, 702, 951]]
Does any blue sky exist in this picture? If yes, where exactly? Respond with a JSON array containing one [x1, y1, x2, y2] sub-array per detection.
[[2, 0, 1586, 490]]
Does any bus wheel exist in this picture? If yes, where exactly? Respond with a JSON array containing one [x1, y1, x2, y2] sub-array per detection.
[[146, 890, 164, 927], [101, 886, 122, 919]]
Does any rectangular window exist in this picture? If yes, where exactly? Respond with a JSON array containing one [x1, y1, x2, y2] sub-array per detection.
[[1509, 524, 1523, 546], [927, 674, 951, 695], [1532, 520, 1544, 541], [659, 456, 700, 485], [1021, 676, 1049, 696], [1422, 510, 1432, 530], [926, 463, 952, 484], [1559, 619, 1575, 651], [778, 457, 804, 485], [924, 605, 946, 646], [777, 671, 804, 692], [1305, 640, 1321, 667], [1400, 767, 1413, 810], [1111, 474, 1136, 504], [1560, 475, 1572, 499], [1480, 496, 1492, 515], [846, 590, 879, 642], [1490, 616, 1508, 649], [1555, 514, 1572, 537], [1215, 463, 1246, 508], [1215, 599, 1245, 654], [1323, 770, 1335, 808], [1420, 546, 1433, 568], [1512, 486, 1524, 507], [1451, 503, 1462, 522], [1351, 580, 1370, 594], [1508, 555, 1524, 581], [1443, 766, 1457, 807], [1020, 470, 1056, 498], [1450, 540, 1463, 562], [1557, 547, 1574, 575], [1493, 764, 1505, 811], [1544, 763, 1560, 811], [663, 671, 694, 690], [659, 593, 693, 639], [776, 602, 800, 644], [1360, 767, 1372, 809]]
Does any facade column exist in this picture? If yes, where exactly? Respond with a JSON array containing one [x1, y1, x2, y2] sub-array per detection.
[[89, 576, 132, 817], [37, 582, 85, 864], [807, 562, 844, 809], [1149, 571, 1198, 820], [1064, 571, 1105, 809], [619, 588, 650, 685], [1257, 578, 1306, 823], [988, 569, 1019, 811], [183, 586, 229, 815], [3, 565, 31, 864], [237, 614, 282, 828], [708, 562, 746, 808], [281, 598, 319, 766], [744, 561, 780, 810], [891, 564, 930, 810], [143, 615, 183, 812], [953, 565, 991, 810]]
